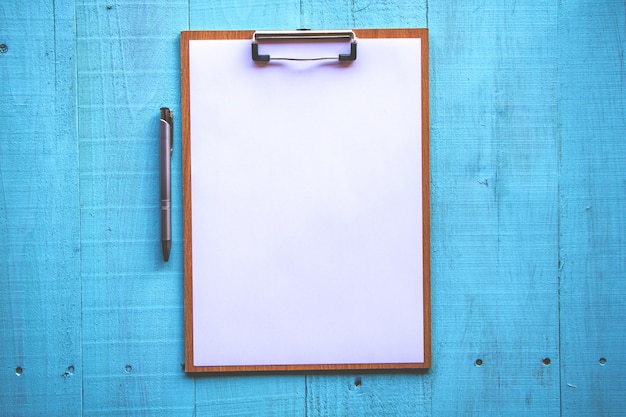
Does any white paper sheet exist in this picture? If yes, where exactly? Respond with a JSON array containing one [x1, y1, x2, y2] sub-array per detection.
[[189, 37, 424, 367]]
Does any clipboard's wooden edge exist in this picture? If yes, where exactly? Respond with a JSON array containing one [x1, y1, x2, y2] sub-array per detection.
[[419, 30, 432, 370], [186, 362, 428, 373], [180, 31, 193, 373], [181, 28, 431, 373], [182, 30, 257, 373], [181, 30, 255, 42]]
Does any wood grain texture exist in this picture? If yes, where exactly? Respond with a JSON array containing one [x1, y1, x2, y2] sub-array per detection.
[[75, 0, 193, 415], [0, 1, 82, 415], [558, 1, 626, 415], [428, 2, 560, 415], [301, 0, 427, 29], [306, 373, 429, 416], [189, 0, 300, 30], [1, 0, 625, 415], [195, 374, 306, 416]]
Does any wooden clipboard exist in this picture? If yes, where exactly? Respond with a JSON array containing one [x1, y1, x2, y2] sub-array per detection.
[[181, 28, 430, 372]]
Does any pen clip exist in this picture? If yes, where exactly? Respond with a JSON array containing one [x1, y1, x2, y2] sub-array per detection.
[[161, 107, 174, 155], [169, 111, 174, 155]]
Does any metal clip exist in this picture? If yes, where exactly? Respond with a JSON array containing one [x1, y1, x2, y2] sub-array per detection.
[[251, 30, 357, 62]]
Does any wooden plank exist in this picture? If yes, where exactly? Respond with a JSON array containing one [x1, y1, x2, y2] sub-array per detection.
[[75, 1, 194, 415], [1, 0, 622, 415], [187, 2, 305, 414], [195, 375, 306, 415], [0, 0, 82, 415], [190, 0, 300, 30], [558, 1, 626, 415], [298, 4, 431, 416], [305, 373, 430, 415], [301, 0, 427, 29], [427, 2, 560, 415]]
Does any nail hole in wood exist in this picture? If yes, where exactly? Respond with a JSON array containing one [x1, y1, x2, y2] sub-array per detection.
[[542, 358, 551, 365], [475, 359, 483, 367], [124, 364, 133, 373], [599, 357, 607, 365], [62, 365, 75, 378], [354, 376, 362, 387], [15, 366, 23, 376]]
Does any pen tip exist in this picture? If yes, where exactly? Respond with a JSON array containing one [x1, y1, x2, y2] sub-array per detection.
[[162, 241, 171, 262]]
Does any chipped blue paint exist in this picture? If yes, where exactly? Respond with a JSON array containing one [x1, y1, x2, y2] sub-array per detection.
[[1, 0, 624, 415]]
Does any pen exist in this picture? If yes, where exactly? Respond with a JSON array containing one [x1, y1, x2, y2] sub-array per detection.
[[160, 107, 173, 262]]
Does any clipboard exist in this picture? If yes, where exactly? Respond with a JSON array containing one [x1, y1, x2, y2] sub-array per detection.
[[181, 28, 430, 372]]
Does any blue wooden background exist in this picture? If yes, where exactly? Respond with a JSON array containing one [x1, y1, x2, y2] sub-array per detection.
[[1, 0, 625, 415]]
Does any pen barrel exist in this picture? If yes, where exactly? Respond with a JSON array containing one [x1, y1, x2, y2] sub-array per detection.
[[160, 118, 172, 241], [161, 200, 172, 240]]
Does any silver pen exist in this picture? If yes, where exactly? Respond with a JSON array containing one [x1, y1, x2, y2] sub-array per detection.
[[160, 107, 173, 262]]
